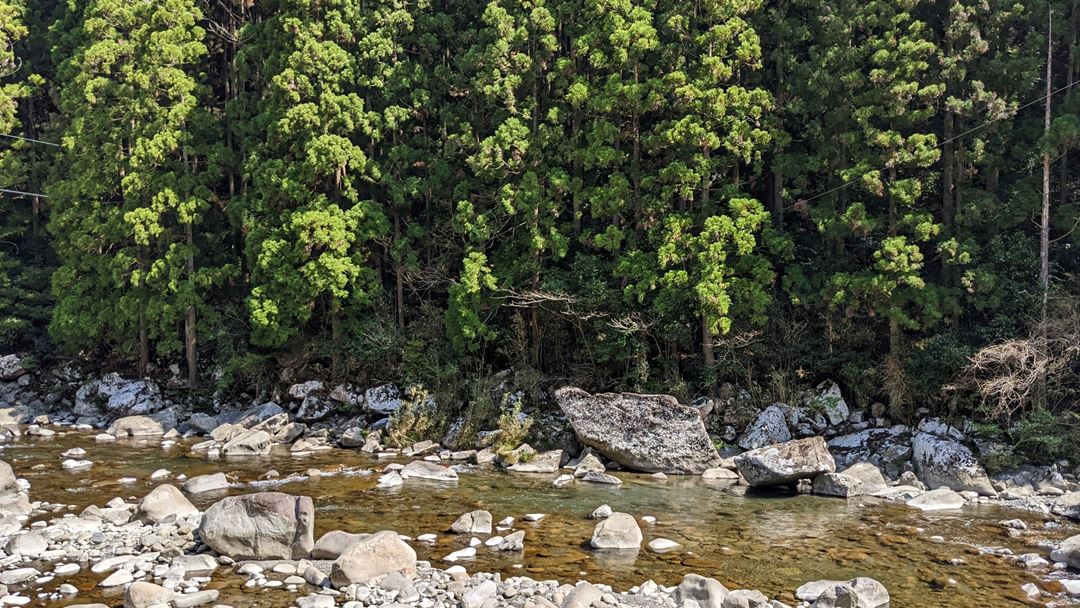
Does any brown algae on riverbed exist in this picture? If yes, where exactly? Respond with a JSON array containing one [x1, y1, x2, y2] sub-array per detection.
[[2, 430, 1072, 607]]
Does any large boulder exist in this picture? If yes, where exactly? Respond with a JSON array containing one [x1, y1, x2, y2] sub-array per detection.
[[133, 484, 199, 524], [589, 512, 642, 550], [735, 437, 836, 488], [199, 492, 314, 559], [555, 387, 721, 474], [329, 530, 416, 588], [738, 404, 792, 450], [912, 430, 995, 496]]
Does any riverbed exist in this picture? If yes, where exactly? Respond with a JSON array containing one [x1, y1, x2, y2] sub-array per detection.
[[2, 430, 1075, 607]]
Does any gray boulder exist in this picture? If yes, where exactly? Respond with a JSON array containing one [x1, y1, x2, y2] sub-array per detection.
[[589, 512, 641, 550], [735, 437, 836, 488], [738, 404, 791, 450], [555, 387, 721, 474], [329, 530, 416, 588], [912, 431, 995, 496], [199, 492, 314, 559]]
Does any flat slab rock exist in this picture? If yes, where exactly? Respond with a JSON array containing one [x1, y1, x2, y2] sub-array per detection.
[[555, 387, 721, 474]]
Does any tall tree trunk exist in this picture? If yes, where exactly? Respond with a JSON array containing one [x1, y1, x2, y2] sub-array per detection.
[[702, 318, 716, 397], [394, 212, 405, 330], [1038, 9, 1053, 408], [330, 294, 341, 380], [185, 223, 197, 388], [138, 301, 149, 377]]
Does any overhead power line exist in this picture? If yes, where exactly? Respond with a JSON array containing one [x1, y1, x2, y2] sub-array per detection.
[[797, 78, 1080, 206], [0, 188, 47, 198], [0, 133, 60, 147]]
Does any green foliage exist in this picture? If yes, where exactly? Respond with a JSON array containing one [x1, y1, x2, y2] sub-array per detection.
[[0, 0, 1075, 435]]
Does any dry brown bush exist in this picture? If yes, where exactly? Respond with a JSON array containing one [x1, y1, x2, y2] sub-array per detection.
[[950, 294, 1080, 420]]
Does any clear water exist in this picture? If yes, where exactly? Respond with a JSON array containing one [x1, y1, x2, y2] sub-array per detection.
[[3, 431, 1073, 607]]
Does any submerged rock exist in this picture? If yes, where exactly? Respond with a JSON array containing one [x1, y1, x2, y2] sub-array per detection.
[[199, 492, 314, 559], [555, 387, 721, 474], [735, 437, 836, 488]]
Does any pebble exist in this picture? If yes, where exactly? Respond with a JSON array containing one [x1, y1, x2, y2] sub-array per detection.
[[524, 514, 545, 522]]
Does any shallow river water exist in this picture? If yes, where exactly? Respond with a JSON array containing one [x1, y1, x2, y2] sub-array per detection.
[[2, 431, 1076, 607]]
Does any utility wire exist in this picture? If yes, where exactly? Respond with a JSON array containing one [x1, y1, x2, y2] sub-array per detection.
[[0, 188, 47, 198], [0, 133, 60, 147], [797, 79, 1080, 205]]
